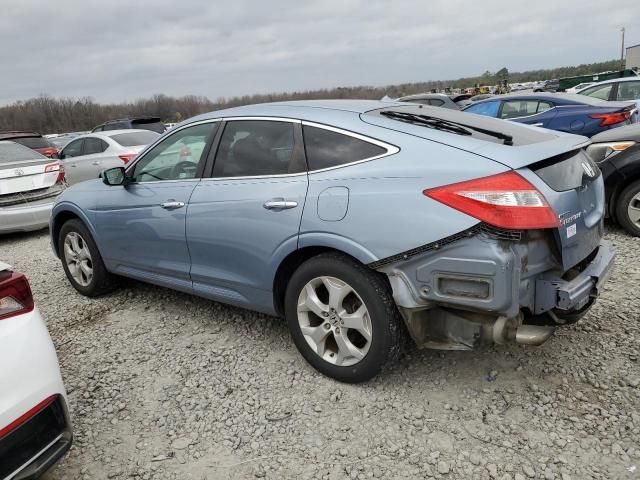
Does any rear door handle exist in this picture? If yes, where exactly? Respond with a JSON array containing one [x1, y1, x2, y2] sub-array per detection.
[[161, 201, 185, 210], [92, 161, 100, 166], [263, 199, 298, 210], [531, 123, 544, 127]]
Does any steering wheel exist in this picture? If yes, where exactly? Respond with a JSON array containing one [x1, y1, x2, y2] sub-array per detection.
[[171, 160, 197, 179]]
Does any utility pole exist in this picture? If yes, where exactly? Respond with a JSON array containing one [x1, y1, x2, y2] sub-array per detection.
[[621, 27, 625, 70]]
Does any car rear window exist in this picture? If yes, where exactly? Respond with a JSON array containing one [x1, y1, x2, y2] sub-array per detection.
[[11, 136, 50, 149], [110, 131, 161, 147], [131, 120, 166, 134], [0, 141, 46, 163]]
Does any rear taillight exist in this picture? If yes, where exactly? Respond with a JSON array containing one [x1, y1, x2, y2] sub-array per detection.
[[45, 161, 65, 184], [590, 111, 631, 127], [424, 171, 559, 230], [0, 271, 34, 321], [118, 154, 137, 164]]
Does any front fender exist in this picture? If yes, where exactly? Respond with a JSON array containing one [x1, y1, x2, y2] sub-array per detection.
[[50, 201, 98, 258]]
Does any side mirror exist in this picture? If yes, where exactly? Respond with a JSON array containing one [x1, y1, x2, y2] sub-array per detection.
[[102, 167, 127, 186]]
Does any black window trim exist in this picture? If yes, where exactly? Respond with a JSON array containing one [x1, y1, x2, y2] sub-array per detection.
[[124, 119, 221, 184], [301, 121, 399, 174]]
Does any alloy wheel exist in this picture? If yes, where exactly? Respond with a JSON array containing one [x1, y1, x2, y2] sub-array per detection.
[[628, 191, 640, 228], [63, 232, 93, 287], [297, 276, 372, 367]]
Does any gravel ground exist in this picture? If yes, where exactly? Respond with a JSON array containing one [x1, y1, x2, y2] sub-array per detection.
[[1, 227, 639, 480]]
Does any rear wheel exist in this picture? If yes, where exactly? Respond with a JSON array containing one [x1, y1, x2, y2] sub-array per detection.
[[59, 219, 117, 296], [284, 252, 404, 383], [616, 180, 640, 237]]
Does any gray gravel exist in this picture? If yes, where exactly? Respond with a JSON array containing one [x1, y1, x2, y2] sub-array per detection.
[[1, 226, 638, 480]]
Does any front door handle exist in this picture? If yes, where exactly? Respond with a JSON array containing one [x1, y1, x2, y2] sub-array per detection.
[[92, 161, 100, 166], [531, 123, 544, 127], [263, 199, 298, 210], [161, 201, 185, 210]]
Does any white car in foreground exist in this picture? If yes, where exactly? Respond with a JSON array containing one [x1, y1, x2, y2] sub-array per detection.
[[0, 261, 71, 479]]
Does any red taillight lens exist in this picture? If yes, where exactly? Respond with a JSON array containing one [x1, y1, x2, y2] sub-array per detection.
[[118, 154, 137, 164], [590, 111, 631, 127], [0, 271, 35, 321], [424, 171, 559, 230], [44, 161, 65, 184]]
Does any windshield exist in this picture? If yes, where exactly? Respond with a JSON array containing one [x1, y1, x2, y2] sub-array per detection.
[[0, 141, 46, 163], [110, 131, 161, 147]]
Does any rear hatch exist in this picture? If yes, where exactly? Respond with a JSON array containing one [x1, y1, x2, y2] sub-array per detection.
[[523, 150, 604, 269], [363, 105, 604, 269], [0, 141, 64, 207]]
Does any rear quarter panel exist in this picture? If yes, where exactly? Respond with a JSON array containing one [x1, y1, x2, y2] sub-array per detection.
[[299, 129, 509, 261]]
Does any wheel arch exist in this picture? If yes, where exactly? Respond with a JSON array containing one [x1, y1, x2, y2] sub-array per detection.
[[50, 204, 97, 257], [609, 173, 640, 221], [272, 245, 381, 317]]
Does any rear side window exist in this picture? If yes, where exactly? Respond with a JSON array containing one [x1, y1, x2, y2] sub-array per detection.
[[580, 84, 613, 101], [83, 137, 108, 155], [213, 120, 300, 177], [464, 101, 500, 117], [111, 131, 160, 147], [12, 136, 50, 149], [616, 81, 640, 101], [500, 101, 552, 119], [302, 125, 386, 171], [0, 142, 45, 162]]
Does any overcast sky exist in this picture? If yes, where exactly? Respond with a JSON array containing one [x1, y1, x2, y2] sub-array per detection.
[[0, 0, 638, 105]]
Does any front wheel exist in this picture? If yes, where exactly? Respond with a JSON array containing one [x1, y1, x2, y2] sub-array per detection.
[[59, 219, 118, 296], [284, 252, 404, 383], [616, 180, 640, 237]]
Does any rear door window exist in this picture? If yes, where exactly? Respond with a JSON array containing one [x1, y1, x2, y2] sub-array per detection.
[[213, 120, 301, 177], [83, 137, 108, 155], [580, 84, 613, 101], [500, 101, 540, 119], [303, 125, 387, 171], [616, 81, 640, 101], [464, 101, 500, 117], [62, 139, 84, 158]]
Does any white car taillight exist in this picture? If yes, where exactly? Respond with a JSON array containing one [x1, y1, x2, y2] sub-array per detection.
[[0, 271, 35, 320]]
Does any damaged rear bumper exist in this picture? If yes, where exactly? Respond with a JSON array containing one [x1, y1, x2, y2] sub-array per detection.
[[374, 226, 614, 350]]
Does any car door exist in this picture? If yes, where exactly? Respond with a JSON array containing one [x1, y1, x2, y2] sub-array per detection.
[[59, 138, 87, 184], [76, 137, 111, 182], [499, 100, 557, 127], [93, 121, 219, 292], [187, 118, 308, 313]]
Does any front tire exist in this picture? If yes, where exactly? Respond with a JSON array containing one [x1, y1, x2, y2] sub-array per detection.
[[59, 219, 117, 296], [616, 180, 640, 237], [284, 252, 404, 383]]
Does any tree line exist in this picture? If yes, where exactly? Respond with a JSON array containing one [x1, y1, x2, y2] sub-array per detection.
[[0, 58, 624, 134]]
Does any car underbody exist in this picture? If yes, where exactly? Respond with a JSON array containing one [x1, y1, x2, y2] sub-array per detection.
[[375, 223, 614, 350]]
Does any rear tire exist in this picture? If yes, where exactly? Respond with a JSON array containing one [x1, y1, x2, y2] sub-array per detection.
[[284, 252, 404, 383], [616, 180, 640, 237], [58, 219, 117, 297]]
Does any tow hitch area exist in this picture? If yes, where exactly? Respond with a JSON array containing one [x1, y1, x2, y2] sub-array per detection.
[[376, 228, 614, 351]]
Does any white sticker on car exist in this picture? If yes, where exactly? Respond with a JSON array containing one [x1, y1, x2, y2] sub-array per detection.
[[567, 224, 577, 239]]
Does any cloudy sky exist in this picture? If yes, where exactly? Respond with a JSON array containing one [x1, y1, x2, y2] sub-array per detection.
[[0, 0, 638, 105]]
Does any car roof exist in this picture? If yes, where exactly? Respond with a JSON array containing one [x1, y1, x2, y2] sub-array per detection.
[[0, 131, 42, 139], [396, 93, 450, 101], [582, 76, 640, 87], [189, 100, 409, 123], [71, 129, 159, 141], [468, 92, 631, 107]]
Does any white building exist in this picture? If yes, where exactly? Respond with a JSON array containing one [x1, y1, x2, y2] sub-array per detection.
[[627, 43, 640, 70]]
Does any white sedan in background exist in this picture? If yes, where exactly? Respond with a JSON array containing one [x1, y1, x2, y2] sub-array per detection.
[[0, 261, 71, 479], [59, 129, 160, 185]]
